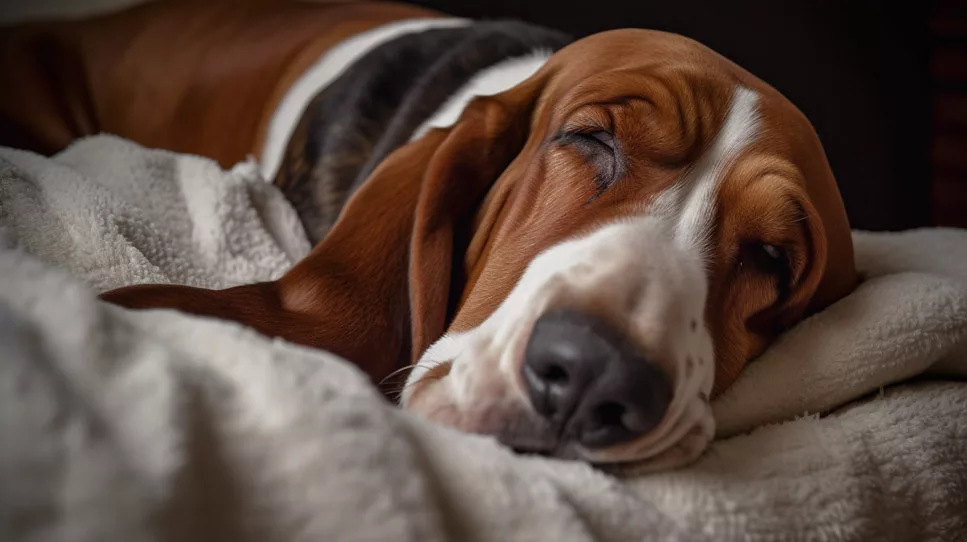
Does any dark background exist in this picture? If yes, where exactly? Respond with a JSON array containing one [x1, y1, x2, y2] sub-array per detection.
[[412, 0, 964, 232]]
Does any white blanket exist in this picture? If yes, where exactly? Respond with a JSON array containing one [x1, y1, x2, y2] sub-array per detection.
[[2, 136, 966, 541]]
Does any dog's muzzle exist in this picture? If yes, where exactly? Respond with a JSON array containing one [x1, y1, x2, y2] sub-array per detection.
[[522, 308, 674, 449]]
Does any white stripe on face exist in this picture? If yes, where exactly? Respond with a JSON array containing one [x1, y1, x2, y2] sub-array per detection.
[[653, 87, 761, 257]]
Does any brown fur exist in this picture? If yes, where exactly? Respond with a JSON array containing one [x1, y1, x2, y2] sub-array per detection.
[[0, 0, 440, 165], [1, 2, 857, 398]]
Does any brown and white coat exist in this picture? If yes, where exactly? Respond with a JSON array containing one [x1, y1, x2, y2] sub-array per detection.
[[0, 0, 857, 470]]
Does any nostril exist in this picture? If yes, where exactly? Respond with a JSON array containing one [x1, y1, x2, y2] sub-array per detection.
[[524, 360, 573, 419], [576, 365, 673, 448], [577, 400, 636, 447], [538, 363, 569, 386], [592, 401, 626, 429]]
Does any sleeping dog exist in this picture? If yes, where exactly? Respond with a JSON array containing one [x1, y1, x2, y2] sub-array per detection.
[[0, 0, 858, 471]]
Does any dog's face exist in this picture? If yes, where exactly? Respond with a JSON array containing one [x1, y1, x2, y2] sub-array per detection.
[[400, 29, 856, 470]]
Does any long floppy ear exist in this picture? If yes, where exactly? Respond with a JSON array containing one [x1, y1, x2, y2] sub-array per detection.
[[276, 76, 550, 379], [773, 191, 829, 330], [792, 125, 859, 316], [406, 81, 550, 360], [102, 73, 550, 385], [763, 179, 859, 336]]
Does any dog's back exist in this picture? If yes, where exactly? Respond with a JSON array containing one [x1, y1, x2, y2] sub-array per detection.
[[0, 0, 440, 165]]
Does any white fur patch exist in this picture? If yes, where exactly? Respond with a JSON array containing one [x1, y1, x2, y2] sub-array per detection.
[[409, 51, 553, 141], [259, 17, 471, 181]]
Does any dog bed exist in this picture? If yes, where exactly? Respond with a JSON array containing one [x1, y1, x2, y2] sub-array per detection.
[[2, 136, 966, 541]]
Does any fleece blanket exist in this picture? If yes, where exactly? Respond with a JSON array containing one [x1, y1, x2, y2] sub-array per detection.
[[1, 136, 966, 542]]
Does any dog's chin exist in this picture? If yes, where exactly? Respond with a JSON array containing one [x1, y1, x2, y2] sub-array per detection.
[[497, 424, 708, 474], [407, 379, 709, 473]]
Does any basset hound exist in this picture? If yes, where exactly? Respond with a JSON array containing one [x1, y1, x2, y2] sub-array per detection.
[[0, 0, 858, 470]]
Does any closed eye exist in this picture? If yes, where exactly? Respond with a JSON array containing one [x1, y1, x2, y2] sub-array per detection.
[[557, 129, 623, 191], [579, 130, 616, 150]]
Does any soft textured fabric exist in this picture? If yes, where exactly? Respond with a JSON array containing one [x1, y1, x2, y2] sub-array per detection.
[[1, 136, 966, 541], [0, 135, 311, 292]]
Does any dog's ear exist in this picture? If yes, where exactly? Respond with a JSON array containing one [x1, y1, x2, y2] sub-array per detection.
[[277, 73, 553, 376], [104, 72, 553, 385], [405, 79, 552, 361], [773, 190, 829, 329]]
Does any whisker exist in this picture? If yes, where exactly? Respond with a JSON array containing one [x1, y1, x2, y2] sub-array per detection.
[[378, 361, 443, 397], [377, 363, 421, 388], [381, 360, 448, 402]]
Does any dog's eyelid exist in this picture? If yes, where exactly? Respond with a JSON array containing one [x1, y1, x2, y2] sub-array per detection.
[[558, 129, 617, 153], [588, 130, 615, 149], [552, 124, 625, 192]]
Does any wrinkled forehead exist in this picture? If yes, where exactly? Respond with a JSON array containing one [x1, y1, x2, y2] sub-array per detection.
[[537, 29, 839, 198], [541, 30, 805, 140]]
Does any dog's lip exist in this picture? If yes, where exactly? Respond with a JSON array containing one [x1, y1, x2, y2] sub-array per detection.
[[507, 443, 556, 457], [498, 397, 706, 468], [505, 438, 658, 469]]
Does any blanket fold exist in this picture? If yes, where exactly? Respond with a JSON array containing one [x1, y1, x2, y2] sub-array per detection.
[[2, 136, 966, 541]]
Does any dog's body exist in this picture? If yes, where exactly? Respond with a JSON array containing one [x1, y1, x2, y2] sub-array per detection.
[[1, 1, 434, 166], [0, 1, 858, 470]]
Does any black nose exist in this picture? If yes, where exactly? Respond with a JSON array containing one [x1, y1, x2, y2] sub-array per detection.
[[522, 309, 673, 449]]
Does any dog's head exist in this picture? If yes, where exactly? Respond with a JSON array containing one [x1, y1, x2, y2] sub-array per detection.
[[328, 29, 857, 470]]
